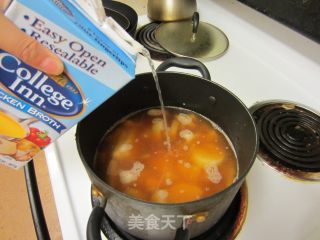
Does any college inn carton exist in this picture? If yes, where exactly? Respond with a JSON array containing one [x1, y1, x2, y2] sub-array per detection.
[[0, 0, 142, 168]]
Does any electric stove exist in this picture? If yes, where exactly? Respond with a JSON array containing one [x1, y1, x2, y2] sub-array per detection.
[[45, 1, 320, 239]]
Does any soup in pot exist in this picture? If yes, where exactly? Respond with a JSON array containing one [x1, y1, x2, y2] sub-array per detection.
[[94, 107, 238, 203]]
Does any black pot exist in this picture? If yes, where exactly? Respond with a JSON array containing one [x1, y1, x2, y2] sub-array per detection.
[[76, 57, 258, 240]]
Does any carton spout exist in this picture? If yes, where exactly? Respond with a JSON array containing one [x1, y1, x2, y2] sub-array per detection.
[[70, 0, 145, 60], [102, 17, 145, 58], [90, 0, 107, 24]]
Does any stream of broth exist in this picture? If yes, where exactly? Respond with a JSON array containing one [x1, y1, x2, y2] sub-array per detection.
[[94, 107, 238, 203], [141, 49, 171, 151]]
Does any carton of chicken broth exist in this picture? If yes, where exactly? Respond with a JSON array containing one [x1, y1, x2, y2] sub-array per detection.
[[0, 0, 136, 168]]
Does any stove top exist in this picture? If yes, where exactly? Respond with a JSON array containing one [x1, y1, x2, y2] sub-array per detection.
[[134, 22, 174, 61], [45, 1, 320, 239], [251, 101, 320, 181]]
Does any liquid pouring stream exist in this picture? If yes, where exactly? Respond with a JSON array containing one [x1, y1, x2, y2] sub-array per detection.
[[89, 0, 172, 151], [141, 48, 172, 152]]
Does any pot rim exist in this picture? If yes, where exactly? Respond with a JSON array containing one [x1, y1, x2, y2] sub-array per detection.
[[76, 71, 259, 207]]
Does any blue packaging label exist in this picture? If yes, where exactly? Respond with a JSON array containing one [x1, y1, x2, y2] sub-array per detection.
[[0, 0, 136, 168], [0, 51, 84, 117]]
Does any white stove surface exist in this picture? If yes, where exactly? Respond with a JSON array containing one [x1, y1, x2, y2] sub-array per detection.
[[45, 0, 320, 239]]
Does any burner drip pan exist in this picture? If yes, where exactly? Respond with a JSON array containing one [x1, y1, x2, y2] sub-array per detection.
[[250, 101, 320, 181]]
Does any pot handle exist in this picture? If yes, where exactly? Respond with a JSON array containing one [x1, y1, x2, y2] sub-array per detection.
[[174, 227, 190, 240], [156, 57, 211, 80], [87, 206, 105, 240]]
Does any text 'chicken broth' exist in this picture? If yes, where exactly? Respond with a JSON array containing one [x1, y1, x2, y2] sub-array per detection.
[[94, 107, 238, 203]]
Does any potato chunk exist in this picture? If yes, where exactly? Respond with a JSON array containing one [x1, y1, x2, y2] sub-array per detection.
[[168, 183, 203, 203], [205, 162, 222, 184], [152, 118, 165, 138], [119, 161, 144, 184], [179, 129, 193, 141], [169, 119, 180, 138], [147, 109, 163, 116], [177, 113, 192, 125], [151, 189, 168, 203], [192, 149, 224, 167]]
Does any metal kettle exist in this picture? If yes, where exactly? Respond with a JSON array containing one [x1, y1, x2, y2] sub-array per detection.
[[147, 0, 197, 22]]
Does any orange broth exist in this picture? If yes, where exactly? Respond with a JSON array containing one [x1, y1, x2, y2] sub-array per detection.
[[94, 107, 238, 203]]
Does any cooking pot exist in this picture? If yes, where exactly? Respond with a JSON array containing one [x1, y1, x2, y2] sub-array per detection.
[[76, 57, 258, 240], [147, 0, 197, 22]]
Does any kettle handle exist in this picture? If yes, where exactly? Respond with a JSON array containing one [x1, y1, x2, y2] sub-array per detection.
[[192, 12, 200, 34], [156, 57, 211, 80]]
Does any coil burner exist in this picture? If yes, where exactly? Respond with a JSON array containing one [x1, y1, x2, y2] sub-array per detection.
[[250, 101, 320, 181], [135, 22, 174, 61]]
